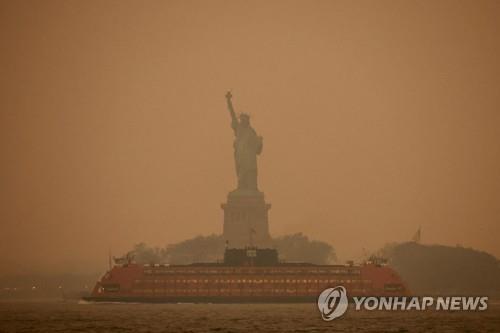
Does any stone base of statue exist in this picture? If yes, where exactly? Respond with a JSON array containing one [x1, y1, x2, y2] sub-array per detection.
[[221, 189, 272, 248]]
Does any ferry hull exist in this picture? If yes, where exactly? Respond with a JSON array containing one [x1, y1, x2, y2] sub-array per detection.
[[83, 295, 322, 303]]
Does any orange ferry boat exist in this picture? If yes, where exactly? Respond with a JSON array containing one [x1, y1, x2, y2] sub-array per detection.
[[84, 247, 408, 303]]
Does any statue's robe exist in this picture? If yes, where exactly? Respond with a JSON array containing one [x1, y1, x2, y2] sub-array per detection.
[[232, 120, 262, 191]]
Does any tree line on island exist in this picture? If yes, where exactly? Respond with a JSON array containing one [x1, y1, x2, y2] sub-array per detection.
[[130, 233, 336, 265], [378, 241, 500, 296]]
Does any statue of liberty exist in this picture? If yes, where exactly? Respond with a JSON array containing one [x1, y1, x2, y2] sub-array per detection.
[[225, 91, 263, 193]]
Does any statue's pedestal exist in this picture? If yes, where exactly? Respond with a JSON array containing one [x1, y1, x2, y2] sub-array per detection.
[[221, 190, 271, 248]]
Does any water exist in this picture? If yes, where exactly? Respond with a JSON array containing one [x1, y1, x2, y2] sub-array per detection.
[[1, 300, 499, 332]]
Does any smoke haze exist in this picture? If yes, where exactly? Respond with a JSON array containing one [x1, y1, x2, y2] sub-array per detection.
[[1, 0, 499, 274]]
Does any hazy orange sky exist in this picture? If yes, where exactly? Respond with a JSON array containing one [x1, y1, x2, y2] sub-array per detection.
[[1, 0, 499, 274]]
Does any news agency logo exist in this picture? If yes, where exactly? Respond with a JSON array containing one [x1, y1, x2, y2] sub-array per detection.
[[318, 286, 489, 321], [317, 286, 349, 321]]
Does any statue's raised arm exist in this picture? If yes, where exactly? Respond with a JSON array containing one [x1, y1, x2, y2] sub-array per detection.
[[226, 91, 238, 131], [225, 91, 262, 192]]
